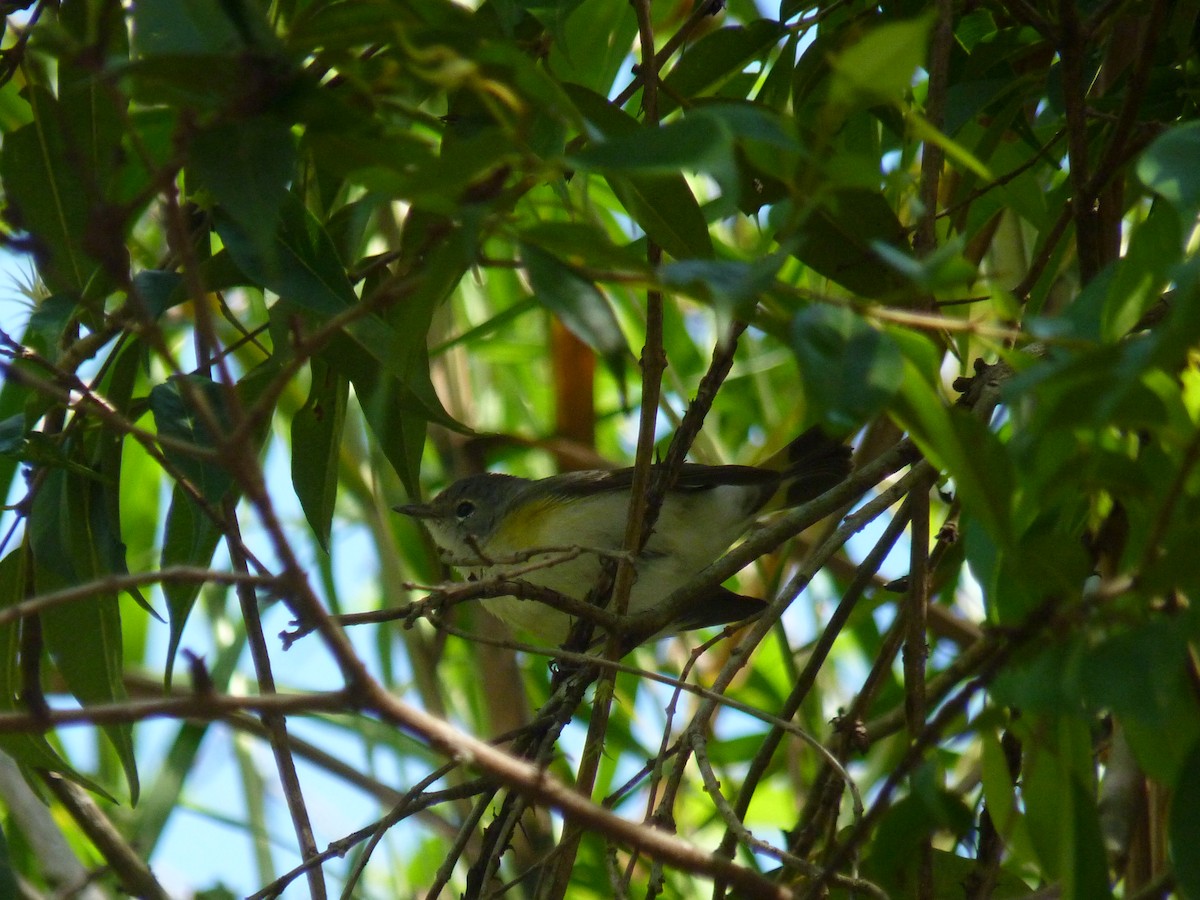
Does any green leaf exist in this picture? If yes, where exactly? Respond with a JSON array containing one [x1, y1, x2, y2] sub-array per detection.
[[519, 221, 649, 274], [791, 304, 904, 430], [1171, 741, 1200, 900], [0, 550, 113, 802], [521, 243, 629, 378], [28, 469, 139, 804], [291, 358, 347, 552], [151, 375, 237, 683], [131, 269, 187, 319], [1137, 120, 1200, 220], [1018, 716, 1113, 900], [159, 487, 223, 686], [150, 376, 236, 506], [569, 114, 732, 175], [894, 376, 1015, 547], [217, 194, 456, 426], [660, 255, 785, 321], [132, 0, 262, 55], [866, 765, 974, 896], [189, 117, 296, 264], [607, 174, 714, 260], [216, 192, 356, 318], [547, 0, 638, 94], [658, 20, 789, 116], [1101, 202, 1182, 341], [829, 14, 935, 108], [784, 189, 909, 297], [0, 87, 94, 293], [871, 237, 981, 293], [58, 56, 127, 204], [343, 353, 430, 498], [564, 83, 714, 259], [0, 821, 16, 900]]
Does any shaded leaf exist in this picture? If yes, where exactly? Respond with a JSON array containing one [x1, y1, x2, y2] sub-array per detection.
[[791, 304, 904, 430], [28, 469, 139, 803], [1171, 741, 1200, 900], [1137, 120, 1200, 220], [607, 174, 715, 260], [521, 243, 629, 380], [291, 358, 347, 551], [784, 190, 909, 296], [658, 20, 789, 116], [0, 88, 93, 293], [564, 83, 714, 259], [216, 194, 457, 426], [0, 550, 113, 800], [132, 0, 265, 55], [189, 117, 296, 264], [151, 375, 236, 683], [150, 376, 236, 506], [159, 487, 223, 686], [569, 113, 732, 175], [660, 255, 785, 321]]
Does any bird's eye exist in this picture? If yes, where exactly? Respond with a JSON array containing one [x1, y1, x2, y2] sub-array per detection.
[[455, 500, 475, 519]]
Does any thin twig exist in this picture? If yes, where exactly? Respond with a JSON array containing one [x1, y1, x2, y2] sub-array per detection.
[[227, 512, 325, 899]]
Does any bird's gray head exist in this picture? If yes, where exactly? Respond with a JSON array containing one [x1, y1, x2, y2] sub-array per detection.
[[394, 473, 528, 560]]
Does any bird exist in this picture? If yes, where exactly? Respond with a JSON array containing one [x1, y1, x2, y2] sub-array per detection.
[[395, 427, 851, 645]]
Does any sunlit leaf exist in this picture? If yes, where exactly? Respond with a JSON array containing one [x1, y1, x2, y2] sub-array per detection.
[[829, 14, 935, 108], [1137, 120, 1200, 219]]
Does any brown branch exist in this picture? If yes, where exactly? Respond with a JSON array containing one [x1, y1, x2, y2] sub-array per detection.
[[356, 681, 795, 899], [41, 772, 170, 900], [714, 496, 913, 882], [0, 690, 354, 732], [544, 2, 670, 893], [612, 0, 722, 108], [0, 567, 276, 628], [1058, 0, 1102, 284], [1084, 0, 1170, 200], [913, 0, 953, 261], [904, 482, 933, 900], [227, 512, 325, 899], [800, 596, 1064, 898]]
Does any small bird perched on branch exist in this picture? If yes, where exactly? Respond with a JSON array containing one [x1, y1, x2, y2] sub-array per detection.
[[396, 427, 851, 645]]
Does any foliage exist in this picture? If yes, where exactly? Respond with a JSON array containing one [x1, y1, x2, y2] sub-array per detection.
[[0, 0, 1197, 898]]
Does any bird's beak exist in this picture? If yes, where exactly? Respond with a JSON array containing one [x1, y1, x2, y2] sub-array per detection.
[[393, 503, 436, 519]]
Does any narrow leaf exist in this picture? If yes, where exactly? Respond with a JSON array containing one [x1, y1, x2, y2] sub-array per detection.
[[0, 550, 113, 801], [791, 304, 904, 430], [608, 174, 714, 260], [0, 87, 92, 293], [1171, 741, 1200, 900], [521, 243, 629, 375], [28, 470, 139, 803], [291, 359, 347, 551]]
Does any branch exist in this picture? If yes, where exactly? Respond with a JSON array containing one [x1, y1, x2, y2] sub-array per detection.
[[0, 567, 276, 628], [41, 772, 170, 900], [0, 691, 354, 732], [357, 681, 795, 899], [227, 513, 325, 899]]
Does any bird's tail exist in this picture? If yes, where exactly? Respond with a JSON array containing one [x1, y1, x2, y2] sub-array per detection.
[[761, 427, 852, 509]]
